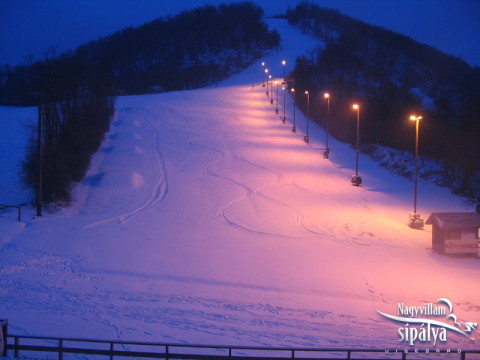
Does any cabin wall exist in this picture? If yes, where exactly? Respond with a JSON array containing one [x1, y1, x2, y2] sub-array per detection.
[[431, 224, 444, 253], [443, 228, 478, 255]]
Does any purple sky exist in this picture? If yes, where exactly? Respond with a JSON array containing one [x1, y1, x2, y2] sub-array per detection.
[[1, 0, 479, 67]]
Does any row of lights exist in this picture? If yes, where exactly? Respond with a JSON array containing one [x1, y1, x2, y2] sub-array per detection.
[[260, 61, 424, 228]]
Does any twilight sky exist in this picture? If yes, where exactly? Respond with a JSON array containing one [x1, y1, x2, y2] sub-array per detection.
[[1, 0, 479, 67]]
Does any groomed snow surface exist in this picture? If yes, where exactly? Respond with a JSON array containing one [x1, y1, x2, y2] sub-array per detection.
[[1, 19, 479, 353]]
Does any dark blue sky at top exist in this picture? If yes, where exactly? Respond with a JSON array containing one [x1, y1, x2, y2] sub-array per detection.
[[1, 0, 479, 67]]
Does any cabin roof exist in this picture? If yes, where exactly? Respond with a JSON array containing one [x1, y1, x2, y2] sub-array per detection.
[[425, 212, 480, 229]]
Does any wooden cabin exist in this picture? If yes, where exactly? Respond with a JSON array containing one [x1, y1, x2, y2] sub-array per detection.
[[425, 212, 480, 256]]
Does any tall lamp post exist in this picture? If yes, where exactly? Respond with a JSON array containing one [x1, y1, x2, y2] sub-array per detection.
[[408, 115, 424, 229], [351, 104, 362, 186], [282, 84, 286, 123], [323, 92, 331, 159], [262, 62, 266, 87], [275, 81, 279, 114], [304, 90, 310, 143], [291, 88, 296, 133], [282, 60, 286, 81], [265, 69, 269, 95]]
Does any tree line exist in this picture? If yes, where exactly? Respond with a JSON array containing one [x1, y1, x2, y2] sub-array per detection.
[[1, 2, 279, 206], [285, 1, 480, 203], [0, 2, 279, 105], [20, 51, 115, 205]]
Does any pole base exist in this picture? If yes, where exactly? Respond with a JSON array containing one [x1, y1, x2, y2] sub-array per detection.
[[292, 126, 296, 133], [408, 212, 424, 229], [323, 147, 330, 159], [351, 174, 362, 186], [304, 135, 309, 143]]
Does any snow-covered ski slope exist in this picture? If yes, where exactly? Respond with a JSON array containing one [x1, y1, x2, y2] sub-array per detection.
[[1, 18, 479, 350]]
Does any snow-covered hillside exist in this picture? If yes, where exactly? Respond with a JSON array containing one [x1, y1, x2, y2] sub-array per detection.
[[0, 18, 479, 352]]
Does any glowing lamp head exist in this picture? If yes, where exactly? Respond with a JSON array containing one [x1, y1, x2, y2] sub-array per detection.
[[291, 88, 295, 93], [305, 90, 309, 95], [324, 93, 330, 99], [282, 60, 286, 66], [261, 62, 265, 66], [353, 104, 359, 110], [265, 68, 268, 74], [410, 115, 423, 121]]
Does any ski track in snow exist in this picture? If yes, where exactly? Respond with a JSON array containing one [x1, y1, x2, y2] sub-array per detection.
[[0, 268, 395, 348], [0, 246, 85, 287], [192, 141, 306, 239], [84, 106, 168, 228], [238, 143, 333, 239], [191, 142, 275, 237], [0, 238, 395, 347]]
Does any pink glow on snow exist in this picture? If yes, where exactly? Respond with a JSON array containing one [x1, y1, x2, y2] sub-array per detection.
[[0, 15, 478, 351]]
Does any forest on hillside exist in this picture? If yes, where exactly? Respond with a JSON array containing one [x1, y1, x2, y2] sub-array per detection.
[[1, 2, 279, 205], [286, 1, 480, 203], [0, 2, 279, 106]]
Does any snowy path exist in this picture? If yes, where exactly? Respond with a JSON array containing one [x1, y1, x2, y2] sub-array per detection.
[[83, 107, 169, 228], [0, 18, 479, 351], [1, 83, 478, 350]]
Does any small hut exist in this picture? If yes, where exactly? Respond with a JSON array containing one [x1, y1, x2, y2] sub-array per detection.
[[425, 212, 480, 256]]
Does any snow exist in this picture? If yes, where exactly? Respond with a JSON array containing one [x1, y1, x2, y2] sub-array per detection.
[[0, 106, 35, 206], [0, 17, 479, 354]]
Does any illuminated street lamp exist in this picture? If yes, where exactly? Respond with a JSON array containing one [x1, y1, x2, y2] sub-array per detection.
[[408, 115, 424, 229], [351, 104, 362, 186], [265, 69, 269, 95], [282, 60, 286, 81], [323, 93, 331, 159], [282, 84, 286, 123], [304, 90, 310, 143], [275, 81, 279, 114], [262, 62, 266, 87], [291, 88, 296, 133]]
